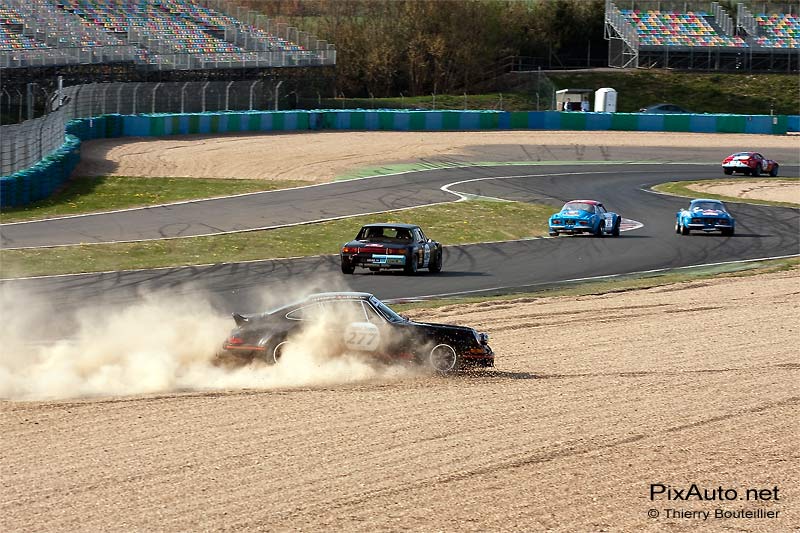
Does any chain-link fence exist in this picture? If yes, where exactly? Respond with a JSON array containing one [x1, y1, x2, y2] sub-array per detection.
[[0, 79, 290, 175]]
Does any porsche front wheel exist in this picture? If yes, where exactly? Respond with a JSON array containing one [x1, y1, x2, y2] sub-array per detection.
[[429, 344, 459, 374]]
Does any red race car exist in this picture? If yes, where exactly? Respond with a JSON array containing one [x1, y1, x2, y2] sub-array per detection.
[[721, 152, 779, 176]]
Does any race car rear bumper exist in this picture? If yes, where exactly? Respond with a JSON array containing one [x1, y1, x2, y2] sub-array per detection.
[[343, 253, 407, 268], [549, 225, 594, 234]]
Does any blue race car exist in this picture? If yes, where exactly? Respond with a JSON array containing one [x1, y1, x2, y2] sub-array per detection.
[[675, 199, 735, 236], [548, 200, 621, 237]]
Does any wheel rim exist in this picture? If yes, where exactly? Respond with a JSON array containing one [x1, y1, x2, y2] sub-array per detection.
[[273, 341, 291, 364], [429, 344, 457, 373]]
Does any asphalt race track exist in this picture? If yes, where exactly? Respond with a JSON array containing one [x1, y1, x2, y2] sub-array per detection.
[[1, 151, 798, 322]]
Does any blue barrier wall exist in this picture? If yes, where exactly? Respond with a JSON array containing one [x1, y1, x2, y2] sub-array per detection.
[[1, 110, 797, 208]]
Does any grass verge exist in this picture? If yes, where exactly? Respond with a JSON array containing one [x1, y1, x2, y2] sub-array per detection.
[[0, 199, 552, 278], [391, 256, 800, 313], [652, 178, 800, 208], [0, 176, 308, 223]]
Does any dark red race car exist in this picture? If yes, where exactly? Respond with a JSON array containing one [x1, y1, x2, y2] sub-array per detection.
[[721, 152, 779, 176], [340, 223, 443, 275]]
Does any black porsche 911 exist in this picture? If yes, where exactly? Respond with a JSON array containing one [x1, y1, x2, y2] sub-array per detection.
[[340, 223, 443, 275], [220, 292, 493, 373]]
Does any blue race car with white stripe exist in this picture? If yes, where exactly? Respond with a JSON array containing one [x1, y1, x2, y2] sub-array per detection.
[[675, 199, 735, 236], [548, 200, 621, 237]]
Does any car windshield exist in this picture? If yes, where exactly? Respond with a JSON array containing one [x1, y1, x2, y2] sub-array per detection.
[[357, 226, 413, 242], [692, 201, 726, 211], [563, 202, 594, 213], [370, 297, 406, 323]]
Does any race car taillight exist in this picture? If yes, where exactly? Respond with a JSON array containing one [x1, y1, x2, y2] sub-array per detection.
[[342, 247, 356, 253], [227, 336, 244, 345], [386, 248, 405, 255]]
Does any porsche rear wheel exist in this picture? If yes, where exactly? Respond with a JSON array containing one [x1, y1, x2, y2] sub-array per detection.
[[272, 340, 292, 364], [770, 164, 779, 177], [675, 220, 681, 234], [429, 344, 459, 374], [612, 220, 620, 237], [753, 165, 761, 177], [404, 254, 418, 275], [723, 168, 733, 175], [341, 260, 355, 274]]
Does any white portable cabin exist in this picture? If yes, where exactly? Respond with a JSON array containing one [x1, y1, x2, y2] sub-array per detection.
[[594, 88, 618, 112], [555, 89, 593, 111]]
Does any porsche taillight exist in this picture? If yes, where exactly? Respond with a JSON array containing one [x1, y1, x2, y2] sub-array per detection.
[[386, 248, 405, 255], [342, 247, 356, 253], [227, 336, 244, 345]]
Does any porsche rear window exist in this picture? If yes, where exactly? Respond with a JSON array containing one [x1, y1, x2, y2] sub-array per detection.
[[357, 226, 413, 241]]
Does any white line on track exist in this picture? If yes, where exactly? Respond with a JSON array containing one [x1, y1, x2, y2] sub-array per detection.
[[383, 254, 800, 303]]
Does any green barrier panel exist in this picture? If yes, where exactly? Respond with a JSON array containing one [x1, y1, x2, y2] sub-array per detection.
[[611, 113, 638, 131], [480, 113, 500, 129], [272, 113, 285, 130], [149, 115, 166, 137], [379, 112, 394, 130], [350, 112, 366, 130], [209, 114, 220, 133], [296, 112, 310, 130], [247, 113, 261, 131], [188, 115, 201, 134], [442, 112, 460, 130], [170, 115, 180, 135], [716, 115, 746, 133], [773, 115, 788, 134], [663, 114, 691, 132], [228, 113, 241, 132], [409, 112, 426, 130], [560, 112, 587, 131], [510, 112, 529, 129]]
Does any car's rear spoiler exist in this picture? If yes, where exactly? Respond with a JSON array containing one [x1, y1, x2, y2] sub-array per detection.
[[232, 313, 249, 326]]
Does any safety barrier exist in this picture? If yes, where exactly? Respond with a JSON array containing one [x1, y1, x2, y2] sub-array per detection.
[[1, 109, 795, 208]]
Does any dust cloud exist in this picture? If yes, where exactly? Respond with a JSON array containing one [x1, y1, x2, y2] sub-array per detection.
[[0, 281, 420, 401]]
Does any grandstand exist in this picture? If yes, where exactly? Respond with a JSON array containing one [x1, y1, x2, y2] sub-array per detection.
[[605, 0, 799, 71], [0, 0, 335, 70]]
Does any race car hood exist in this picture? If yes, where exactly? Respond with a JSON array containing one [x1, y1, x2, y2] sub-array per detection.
[[410, 320, 479, 337]]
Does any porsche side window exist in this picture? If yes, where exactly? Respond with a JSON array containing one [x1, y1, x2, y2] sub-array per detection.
[[324, 300, 368, 322], [414, 229, 425, 242], [286, 303, 321, 321], [363, 302, 385, 323]]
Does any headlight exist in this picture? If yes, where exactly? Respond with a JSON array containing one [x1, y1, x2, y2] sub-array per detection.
[[476, 332, 489, 345]]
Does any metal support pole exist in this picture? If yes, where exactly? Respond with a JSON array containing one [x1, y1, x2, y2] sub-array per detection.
[[249, 80, 258, 110], [201, 81, 210, 112], [181, 82, 189, 113], [26, 83, 34, 120], [225, 80, 234, 110], [102, 84, 110, 115], [152, 82, 162, 114], [16, 89, 23, 123], [132, 83, 141, 115], [117, 83, 124, 114], [274, 80, 283, 111]]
